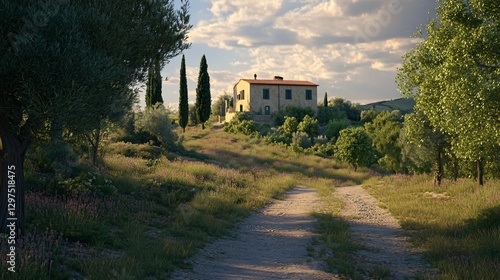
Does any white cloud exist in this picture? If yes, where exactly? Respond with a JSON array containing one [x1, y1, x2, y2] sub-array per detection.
[[160, 0, 437, 107]]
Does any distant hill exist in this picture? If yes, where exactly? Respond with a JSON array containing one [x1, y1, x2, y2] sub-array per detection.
[[359, 98, 415, 114]]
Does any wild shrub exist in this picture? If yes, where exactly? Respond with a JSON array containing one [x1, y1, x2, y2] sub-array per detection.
[[134, 104, 178, 148], [48, 171, 117, 196], [325, 118, 349, 141], [223, 113, 258, 136], [292, 132, 313, 149], [272, 105, 314, 126]]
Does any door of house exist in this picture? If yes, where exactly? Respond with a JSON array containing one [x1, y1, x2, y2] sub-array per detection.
[[239, 104, 243, 112], [264, 106, 270, 115]]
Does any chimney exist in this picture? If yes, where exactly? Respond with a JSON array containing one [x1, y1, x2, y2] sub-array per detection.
[[274, 75, 283, 80], [254, 74, 257, 80]]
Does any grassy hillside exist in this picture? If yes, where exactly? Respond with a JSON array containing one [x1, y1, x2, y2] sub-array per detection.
[[360, 98, 415, 114], [2, 126, 498, 279], [1, 127, 369, 279]]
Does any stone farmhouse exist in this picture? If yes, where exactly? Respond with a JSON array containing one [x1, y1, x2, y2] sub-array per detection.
[[224, 75, 318, 123]]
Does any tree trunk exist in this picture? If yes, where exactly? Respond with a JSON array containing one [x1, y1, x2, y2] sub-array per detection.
[[201, 122, 205, 130], [91, 128, 100, 166], [0, 131, 27, 235], [452, 156, 459, 181], [434, 150, 443, 186], [477, 159, 484, 186]]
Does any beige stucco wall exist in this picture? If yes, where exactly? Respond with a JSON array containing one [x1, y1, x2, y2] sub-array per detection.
[[233, 80, 318, 115], [250, 84, 317, 115], [234, 81, 251, 112]]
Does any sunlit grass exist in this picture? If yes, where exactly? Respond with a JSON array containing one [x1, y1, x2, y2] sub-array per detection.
[[364, 175, 500, 280]]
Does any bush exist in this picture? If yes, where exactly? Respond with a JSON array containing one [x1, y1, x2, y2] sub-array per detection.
[[281, 116, 298, 136], [292, 132, 313, 149], [264, 128, 292, 145], [134, 104, 178, 148], [317, 106, 346, 124], [272, 106, 314, 126], [105, 142, 164, 160], [334, 127, 375, 171], [48, 171, 117, 196], [223, 113, 259, 136], [298, 115, 319, 141], [308, 141, 336, 157], [325, 118, 349, 141], [27, 141, 77, 178]]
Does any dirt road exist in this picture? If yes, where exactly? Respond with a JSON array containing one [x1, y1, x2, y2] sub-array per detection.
[[170, 186, 336, 280], [171, 185, 436, 280], [335, 185, 436, 279]]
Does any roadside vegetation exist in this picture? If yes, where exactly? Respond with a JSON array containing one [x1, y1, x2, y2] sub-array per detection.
[[0, 119, 371, 279], [365, 175, 500, 280]]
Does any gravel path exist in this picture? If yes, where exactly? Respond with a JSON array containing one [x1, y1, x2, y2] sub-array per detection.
[[170, 186, 336, 280], [171, 185, 437, 280], [335, 185, 436, 279]]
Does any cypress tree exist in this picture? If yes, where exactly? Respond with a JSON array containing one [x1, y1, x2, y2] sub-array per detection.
[[195, 55, 211, 129], [146, 60, 163, 108], [179, 55, 189, 132], [323, 92, 328, 107]]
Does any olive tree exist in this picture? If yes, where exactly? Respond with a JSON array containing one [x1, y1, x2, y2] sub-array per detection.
[[0, 0, 191, 233]]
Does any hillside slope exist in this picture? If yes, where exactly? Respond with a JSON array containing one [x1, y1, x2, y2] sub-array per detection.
[[360, 98, 415, 114]]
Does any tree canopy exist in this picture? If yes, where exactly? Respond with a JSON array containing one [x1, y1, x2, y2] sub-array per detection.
[[334, 127, 374, 171], [0, 0, 191, 233], [195, 55, 211, 129], [397, 0, 500, 185], [179, 55, 189, 132], [146, 60, 164, 108]]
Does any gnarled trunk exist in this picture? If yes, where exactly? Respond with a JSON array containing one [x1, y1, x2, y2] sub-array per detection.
[[0, 130, 27, 235]]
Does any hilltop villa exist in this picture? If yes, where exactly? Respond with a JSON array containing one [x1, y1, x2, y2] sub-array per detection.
[[229, 75, 318, 118]]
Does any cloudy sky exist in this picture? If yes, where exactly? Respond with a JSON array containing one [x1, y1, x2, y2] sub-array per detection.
[[151, 0, 437, 110]]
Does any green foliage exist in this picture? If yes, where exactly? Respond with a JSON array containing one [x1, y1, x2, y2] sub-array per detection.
[[360, 109, 378, 123], [146, 60, 163, 108], [178, 55, 189, 132], [323, 92, 328, 107], [281, 116, 299, 136], [328, 97, 361, 122], [223, 113, 258, 136], [397, 0, 500, 184], [334, 127, 374, 171], [325, 119, 349, 141], [28, 141, 77, 178], [195, 55, 211, 129], [272, 105, 314, 126], [308, 138, 336, 157], [188, 104, 199, 126], [365, 111, 403, 172], [134, 104, 178, 148], [316, 107, 343, 125], [105, 142, 164, 160], [50, 171, 117, 196], [297, 115, 320, 141], [0, 0, 191, 232], [212, 93, 232, 118], [291, 132, 313, 149], [400, 111, 451, 184]]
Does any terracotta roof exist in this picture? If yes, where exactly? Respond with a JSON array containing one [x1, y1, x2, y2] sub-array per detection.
[[240, 79, 318, 86]]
